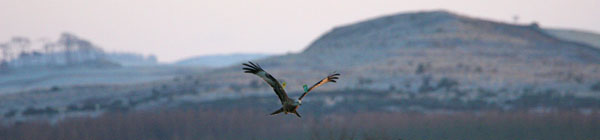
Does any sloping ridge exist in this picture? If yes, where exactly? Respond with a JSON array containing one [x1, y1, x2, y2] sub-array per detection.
[[543, 28, 600, 50]]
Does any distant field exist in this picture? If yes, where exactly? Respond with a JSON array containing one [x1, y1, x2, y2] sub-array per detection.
[[1, 108, 598, 140], [0, 65, 205, 94]]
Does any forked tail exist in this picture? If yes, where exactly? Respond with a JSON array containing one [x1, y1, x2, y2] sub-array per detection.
[[269, 107, 301, 118], [292, 110, 301, 118], [270, 107, 284, 115]]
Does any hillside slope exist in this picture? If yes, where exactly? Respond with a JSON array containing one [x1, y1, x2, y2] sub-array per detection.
[[2, 10, 600, 123], [544, 28, 600, 49], [205, 10, 600, 94], [178, 10, 600, 113], [175, 53, 271, 67]]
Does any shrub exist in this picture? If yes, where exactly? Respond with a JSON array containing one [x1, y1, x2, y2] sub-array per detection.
[[418, 75, 435, 93], [415, 63, 426, 74], [437, 77, 459, 91], [591, 82, 600, 92], [50, 86, 60, 92]]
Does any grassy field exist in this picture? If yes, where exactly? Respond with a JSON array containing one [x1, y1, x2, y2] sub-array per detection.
[[0, 65, 205, 94], [1, 108, 598, 140]]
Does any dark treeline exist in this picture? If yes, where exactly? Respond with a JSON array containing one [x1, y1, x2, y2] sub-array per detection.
[[1, 109, 599, 140]]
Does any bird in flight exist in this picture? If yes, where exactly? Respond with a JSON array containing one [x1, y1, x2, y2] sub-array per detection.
[[243, 61, 339, 118]]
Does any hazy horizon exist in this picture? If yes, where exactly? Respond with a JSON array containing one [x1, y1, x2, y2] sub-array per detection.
[[1, 0, 599, 62]]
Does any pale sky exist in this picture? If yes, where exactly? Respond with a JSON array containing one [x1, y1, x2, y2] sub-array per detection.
[[1, 0, 599, 62]]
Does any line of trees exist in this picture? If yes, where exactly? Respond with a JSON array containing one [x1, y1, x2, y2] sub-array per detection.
[[0, 33, 106, 69]]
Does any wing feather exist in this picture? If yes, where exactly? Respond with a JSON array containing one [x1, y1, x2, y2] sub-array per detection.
[[298, 73, 340, 101], [242, 61, 289, 103]]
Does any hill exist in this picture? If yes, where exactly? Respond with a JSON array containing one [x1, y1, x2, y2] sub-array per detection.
[[0, 33, 169, 93], [205, 10, 600, 93], [175, 53, 271, 67], [544, 28, 600, 49], [192, 10, 600, 113], [0, 33, 157, 69], [2, 10, 600, 123]]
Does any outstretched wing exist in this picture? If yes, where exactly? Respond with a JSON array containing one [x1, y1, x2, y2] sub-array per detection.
[[298, 73, 340, 101], [242, 61, 289, 103]]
